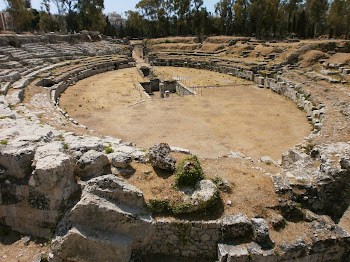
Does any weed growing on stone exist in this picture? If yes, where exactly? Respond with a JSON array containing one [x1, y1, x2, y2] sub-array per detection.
[[57, 135, 65, 141], [104, 145, 114, 154], [211, 177, 231, 192], [1, 140, 8, 145], [302, 140, 315, 154]]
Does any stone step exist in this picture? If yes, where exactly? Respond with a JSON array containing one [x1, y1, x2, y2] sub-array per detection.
[[11, 62, 69, 89], [0, 54, 9, 62], [20, 64, 50, 77], [0, 69, 11, 77], [2, 71, 21, 83], [51, 225, 133, 262]]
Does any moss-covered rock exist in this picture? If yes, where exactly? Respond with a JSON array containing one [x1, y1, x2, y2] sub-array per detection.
[[175, 155, 204, 188]]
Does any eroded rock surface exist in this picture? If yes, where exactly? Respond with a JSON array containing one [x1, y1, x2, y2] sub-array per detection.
[[148, 143, 176, 171]]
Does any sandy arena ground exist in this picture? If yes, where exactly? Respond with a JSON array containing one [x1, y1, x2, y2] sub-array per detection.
[[60, 67, 311, 160]]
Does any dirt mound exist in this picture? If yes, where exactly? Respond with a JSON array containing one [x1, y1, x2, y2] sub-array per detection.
[[299, 50, 329, 67], [326, 53, 350, 65], [259, 46, 284, 56]]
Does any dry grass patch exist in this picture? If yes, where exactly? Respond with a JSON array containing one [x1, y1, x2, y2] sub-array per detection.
[[327, 52, 350, 65], [300, 50, 329, 67], [117, 154, 280, 221], [270, 221, 312, 246], [147, 43, 199, 52]]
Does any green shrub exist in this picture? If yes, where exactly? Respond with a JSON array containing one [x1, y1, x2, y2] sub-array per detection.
[[104, 145, 114, 154], [175, 155, 204, 188], [211, 177, 231, 192], [148, 199, 170, 213]]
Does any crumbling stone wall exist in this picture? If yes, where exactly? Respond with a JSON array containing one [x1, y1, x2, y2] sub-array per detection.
[[176, 81, 196, 97], [144, 219, 221, 259]]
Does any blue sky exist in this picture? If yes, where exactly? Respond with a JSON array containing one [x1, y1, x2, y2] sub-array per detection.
[[0, 0, 218, 17]]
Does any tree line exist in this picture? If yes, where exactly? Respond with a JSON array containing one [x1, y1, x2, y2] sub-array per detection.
[[3, 0, 350, 39], [3, 0, 106, 33]]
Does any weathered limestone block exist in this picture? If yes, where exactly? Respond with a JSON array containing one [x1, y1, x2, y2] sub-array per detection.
[[222, 213, 253, 242], [130, 150, 147, 162], [218, 243, 232, 262], [108, 152, 132, 168], [63, 134, 104, 153], [84, 175, 146, 208], [52, 175, 154, 259], [76, 150, 109, 178], [227, 245, 249, 262], [69, 193, 153, 240], [281, 148, 309, 169], [3, 71, 21, 82], [247, 242, 277, 262], [0, 138, 37, 179], [181, 179, 218, 213], [50, 226, 133, 262], [251, 218, 274, 248], [278, 238, 307, 260], [218, 243, 251, 262], [148, 143, 176, 171], [31, 142, 75, 195]]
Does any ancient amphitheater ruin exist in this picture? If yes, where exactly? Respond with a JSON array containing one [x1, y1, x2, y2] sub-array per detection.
[[0, 33, 349, 262]]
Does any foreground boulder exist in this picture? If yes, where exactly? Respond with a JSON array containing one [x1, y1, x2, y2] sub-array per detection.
[[50, 174, 154, 262], [148, 143, 176, 171], [108, 152, 132, 168], [76, 150, 110, 178]]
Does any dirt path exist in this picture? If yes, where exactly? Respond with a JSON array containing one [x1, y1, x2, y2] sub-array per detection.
[[60, 67, 311, 160]]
